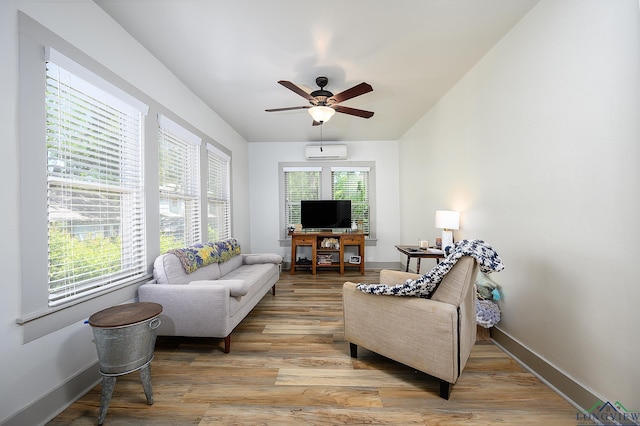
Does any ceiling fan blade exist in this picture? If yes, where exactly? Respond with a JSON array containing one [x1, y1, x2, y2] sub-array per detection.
[[278, 80, 315, 101], [330, 82, 373, 104], [333, 105, 374, 119], [265, 106, 310, 112]]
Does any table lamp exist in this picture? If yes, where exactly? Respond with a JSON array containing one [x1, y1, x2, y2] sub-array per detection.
[[435, 210, 460, 251]]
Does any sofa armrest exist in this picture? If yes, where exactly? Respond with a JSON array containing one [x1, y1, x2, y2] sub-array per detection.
[[379, 269, 420, 285], [242, 253, 283, 265], [190, 279, 248, 296], [138, 283, 231, 337]]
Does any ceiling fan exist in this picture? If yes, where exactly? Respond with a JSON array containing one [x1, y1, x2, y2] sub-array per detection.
[[266, 76, 374, 125]]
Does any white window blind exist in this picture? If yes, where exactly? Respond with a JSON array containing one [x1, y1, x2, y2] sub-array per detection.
[[45, 60, 147, 306], [158, 115, 201, 252], [331, 167, 371, 234], [283, 167, 322, 227], [206, 144, 231, 241]]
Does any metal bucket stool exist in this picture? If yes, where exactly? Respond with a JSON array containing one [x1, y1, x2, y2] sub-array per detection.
[[89, 302, 163, 425]]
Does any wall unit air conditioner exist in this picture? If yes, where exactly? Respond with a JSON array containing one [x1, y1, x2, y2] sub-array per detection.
[[305, 144, 348, 160]]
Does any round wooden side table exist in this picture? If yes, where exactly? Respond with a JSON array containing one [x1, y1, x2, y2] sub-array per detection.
[[89, 302, 163, 425]]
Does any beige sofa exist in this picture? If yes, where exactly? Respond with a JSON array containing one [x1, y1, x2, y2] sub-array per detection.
[[342, 256, 479, 399], [138, 240, 282, 353]]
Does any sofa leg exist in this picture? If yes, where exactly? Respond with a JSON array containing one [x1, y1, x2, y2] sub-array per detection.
[[439, 380, 452, 400], [224, 335, 231, 354], [349, 342, 357, 358], [272, 284, 276, 296]]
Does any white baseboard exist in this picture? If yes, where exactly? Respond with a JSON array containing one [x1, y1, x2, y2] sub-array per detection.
[[490, 326, 599, 413], [2, 362, 101, 426]]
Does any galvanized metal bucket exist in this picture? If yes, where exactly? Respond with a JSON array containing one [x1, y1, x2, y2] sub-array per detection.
[[91, 317, 161, 375]]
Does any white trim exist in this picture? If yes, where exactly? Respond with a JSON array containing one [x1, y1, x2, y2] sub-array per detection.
[[206, 143, 230, 161], [45, 47, 149, 115], [158, 114, 202, 146], [331, 166, 371, 172], [283, 166, 322, 172]]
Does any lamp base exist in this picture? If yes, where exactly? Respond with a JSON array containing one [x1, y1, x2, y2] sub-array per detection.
[[441, 230, 454, 251]]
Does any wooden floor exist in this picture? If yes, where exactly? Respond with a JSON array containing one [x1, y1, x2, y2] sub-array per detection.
[[49, 270, 578, 425]]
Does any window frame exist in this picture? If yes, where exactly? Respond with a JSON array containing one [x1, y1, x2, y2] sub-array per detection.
[[16, 14, 231, 342], [158, 114, 202, 252], [278, 161, 377, 241], [17, 16, 153, 342], [44, 53, 148, 307], [331, 166, 372, 235], [206, 143, 232, 241], [282, 166, 322, 233]]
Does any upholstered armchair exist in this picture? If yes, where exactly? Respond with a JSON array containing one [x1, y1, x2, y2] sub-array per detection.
[[342, 256, 479, 399]]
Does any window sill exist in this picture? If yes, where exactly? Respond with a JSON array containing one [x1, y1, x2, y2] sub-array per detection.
[[17, 275, 151, 343]]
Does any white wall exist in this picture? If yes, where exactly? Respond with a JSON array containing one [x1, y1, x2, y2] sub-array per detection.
[[399, 0, 640, 406], [0, 0, 250, 423], [248, 141, 401, 266]]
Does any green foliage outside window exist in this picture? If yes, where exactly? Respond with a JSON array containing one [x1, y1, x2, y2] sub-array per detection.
[[49, 227, 182, 291], [285, 171, 321, 225], [332, 171, 370, 233], [48, 227, 122, 290], [159, 232, 186, 254]]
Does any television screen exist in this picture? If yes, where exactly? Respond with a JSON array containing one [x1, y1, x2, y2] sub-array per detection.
[[300, 200, 352, 230]]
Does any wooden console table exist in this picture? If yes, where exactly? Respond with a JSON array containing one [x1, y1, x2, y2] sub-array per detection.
[[290, 232, 365, 275]]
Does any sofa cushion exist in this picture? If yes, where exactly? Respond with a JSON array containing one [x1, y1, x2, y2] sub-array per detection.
[[189, 279, 248, 297], [243, 253, 283, 265], [154, 253, 221, 284], [219, 254, 244, 277], [225, 263, 279, 317]]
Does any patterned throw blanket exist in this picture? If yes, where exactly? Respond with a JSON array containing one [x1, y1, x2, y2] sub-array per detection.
[[357, 239, 504, 298], [169, 238, 242, 274]]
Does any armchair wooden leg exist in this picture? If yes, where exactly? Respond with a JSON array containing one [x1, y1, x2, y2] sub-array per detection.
[[224, 335, 231, 354], [439, 380, 452, 400], [349, 342, 358, 358]]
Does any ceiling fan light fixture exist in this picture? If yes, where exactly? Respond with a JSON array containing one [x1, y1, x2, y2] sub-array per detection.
[[308, 105, 335, 123]]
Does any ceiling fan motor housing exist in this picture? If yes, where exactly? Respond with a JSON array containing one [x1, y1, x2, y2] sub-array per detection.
[[311, 77, 333, 105]]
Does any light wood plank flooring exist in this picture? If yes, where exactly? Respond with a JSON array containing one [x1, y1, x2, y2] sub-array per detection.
[[49, 270, 578, 425]]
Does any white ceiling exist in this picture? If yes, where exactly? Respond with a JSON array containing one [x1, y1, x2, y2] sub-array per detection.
[[95, 0, 539, 143]]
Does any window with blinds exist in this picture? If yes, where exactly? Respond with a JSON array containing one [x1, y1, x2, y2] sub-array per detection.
[[280, 163, 375, 239], [45, 59, 147, 306], [207, 144, 231, 241], [283, 167, 322, 228], [158, 115, 202, 252], [332, 167, 371, 234]]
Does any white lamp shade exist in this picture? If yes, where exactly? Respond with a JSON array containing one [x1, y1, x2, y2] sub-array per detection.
[[435, 210, 460, 230], [308, 106, 335, 123]]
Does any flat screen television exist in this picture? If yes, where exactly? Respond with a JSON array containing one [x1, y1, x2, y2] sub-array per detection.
[[300, 200, 351, 230]]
